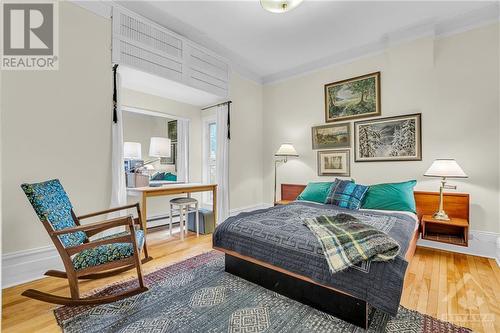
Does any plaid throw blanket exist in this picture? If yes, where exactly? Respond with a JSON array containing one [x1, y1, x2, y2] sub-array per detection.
[[303, 214, 400, 274]]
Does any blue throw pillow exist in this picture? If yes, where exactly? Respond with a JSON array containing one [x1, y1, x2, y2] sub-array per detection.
[[325, 179, 368, 210]]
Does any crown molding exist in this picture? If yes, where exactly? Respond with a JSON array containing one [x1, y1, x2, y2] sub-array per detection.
[[263, 2, 499, 85], [69, 1, 498, 87]]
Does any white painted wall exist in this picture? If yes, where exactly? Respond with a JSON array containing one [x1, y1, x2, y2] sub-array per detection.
[[263, 23, 500, 234], [227, 73, 264, 210], [1, 2, 113, 254]]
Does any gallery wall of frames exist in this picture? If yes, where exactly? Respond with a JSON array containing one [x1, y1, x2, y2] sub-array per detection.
[[315, 71, 422, 176]]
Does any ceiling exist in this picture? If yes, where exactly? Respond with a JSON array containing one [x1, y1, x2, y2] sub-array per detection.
[[117, 1, 498, 83]]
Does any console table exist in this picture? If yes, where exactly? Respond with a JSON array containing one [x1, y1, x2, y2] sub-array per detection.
[[127, 183, 217, 236]]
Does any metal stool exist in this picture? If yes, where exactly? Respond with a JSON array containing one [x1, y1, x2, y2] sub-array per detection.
[[169, 197, 199, 239]]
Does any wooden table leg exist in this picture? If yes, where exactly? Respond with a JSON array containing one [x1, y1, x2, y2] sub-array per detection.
[[141, 193, 148, 236], [212, 186, 217, 225]]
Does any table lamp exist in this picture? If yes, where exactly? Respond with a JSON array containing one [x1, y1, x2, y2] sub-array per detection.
[[274, 143, 299, 203], [149, 137, 171, 164], [424, 159, 468, 220], [123, 142, 142, 160]]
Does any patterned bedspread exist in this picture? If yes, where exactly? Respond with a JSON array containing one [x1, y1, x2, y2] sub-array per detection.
[[213, 201, 417, 316]]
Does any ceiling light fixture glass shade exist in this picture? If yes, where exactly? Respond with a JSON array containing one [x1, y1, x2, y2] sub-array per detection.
[[260, 0, 303, 13]]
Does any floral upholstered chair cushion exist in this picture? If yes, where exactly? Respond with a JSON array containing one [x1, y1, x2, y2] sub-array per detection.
[[21, 179, 87, 247], [72, 230, 145, 271]]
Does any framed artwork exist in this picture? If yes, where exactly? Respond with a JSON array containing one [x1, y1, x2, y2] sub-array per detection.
[[168, 120, 177, 142], [354, 113, 422, 162], [312, 123, 350, 149], [324, 72, 381, 122], [317, 149, 350, 176]]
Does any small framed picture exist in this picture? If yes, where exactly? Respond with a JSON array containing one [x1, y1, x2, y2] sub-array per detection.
[[317, 149, 350, 176], [311, 123, 350, 149]]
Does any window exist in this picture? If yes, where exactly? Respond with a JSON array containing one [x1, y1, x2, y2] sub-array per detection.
[[203, 116, 217, 205]]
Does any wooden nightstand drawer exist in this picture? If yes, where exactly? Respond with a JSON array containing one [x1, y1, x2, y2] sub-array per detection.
[[421, 215, 469, 246]]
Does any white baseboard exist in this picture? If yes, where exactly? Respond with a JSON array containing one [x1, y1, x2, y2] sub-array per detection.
[[417, 230, 500, 265], [2, 203, 270, 289], [2, 245, 63, 289]]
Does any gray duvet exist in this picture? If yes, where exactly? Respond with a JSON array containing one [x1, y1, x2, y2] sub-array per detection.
[[213, 201, 417, 316]]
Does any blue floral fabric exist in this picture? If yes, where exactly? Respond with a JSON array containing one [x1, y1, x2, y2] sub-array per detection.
[[325, 179, 368, 210], [21, 179, 87, 247], [72, 230, 145, 271]]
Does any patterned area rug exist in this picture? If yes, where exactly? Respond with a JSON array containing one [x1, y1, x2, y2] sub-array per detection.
[[54, 251, 472, 332]]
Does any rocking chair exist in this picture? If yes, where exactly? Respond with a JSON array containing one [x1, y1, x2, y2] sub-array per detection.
[[20, 179, 152, 306]]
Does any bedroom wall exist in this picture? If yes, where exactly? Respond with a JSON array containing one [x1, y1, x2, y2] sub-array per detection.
[[263, 23, 500, 234], [1, 2, 113, 254]]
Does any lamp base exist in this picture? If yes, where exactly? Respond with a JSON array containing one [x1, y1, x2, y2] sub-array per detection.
[[433, 210, 450, 221]]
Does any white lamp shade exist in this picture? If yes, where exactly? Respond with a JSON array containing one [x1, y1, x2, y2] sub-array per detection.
[[149, 137, 171, 158], [261, 0, 303, 13], [123, 142, 142, 159], [275, 143, 299, 157], [424, 159, 468, 178]]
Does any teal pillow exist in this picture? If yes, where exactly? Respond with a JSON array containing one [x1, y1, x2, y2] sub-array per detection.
[[297, 182, 334, 204], [361, 180, 417, 213], [163, 173, 177, 181]]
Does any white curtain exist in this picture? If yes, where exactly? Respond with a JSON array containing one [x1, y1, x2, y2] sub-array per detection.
[[216, 104, 230, 223], [176, 119, 189, 183], [110, 70, 127, 217]]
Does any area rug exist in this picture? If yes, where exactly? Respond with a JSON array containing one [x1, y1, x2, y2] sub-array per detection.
[[55, 251, 472, 333]]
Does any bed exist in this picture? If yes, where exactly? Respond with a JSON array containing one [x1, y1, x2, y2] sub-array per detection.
[[213, 184, 468, 328]]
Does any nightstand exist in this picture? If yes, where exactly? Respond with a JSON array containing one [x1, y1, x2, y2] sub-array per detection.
[[274, 200, 292, 206], [421, 214, 469, 247]]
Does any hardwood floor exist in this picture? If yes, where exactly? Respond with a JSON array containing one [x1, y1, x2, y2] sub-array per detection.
[[2, 228, 499, 332]]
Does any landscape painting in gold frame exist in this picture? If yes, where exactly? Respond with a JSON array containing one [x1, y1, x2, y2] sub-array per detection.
[[324, 72, 381, 122]]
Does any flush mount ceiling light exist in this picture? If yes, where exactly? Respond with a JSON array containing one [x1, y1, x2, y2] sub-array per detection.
[[260, 0, 303, 13]]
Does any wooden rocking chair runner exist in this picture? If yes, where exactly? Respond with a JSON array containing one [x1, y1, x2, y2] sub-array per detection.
[[20, 179, 152, 306]]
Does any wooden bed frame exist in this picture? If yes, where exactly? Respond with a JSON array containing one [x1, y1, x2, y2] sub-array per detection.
[[214, 184, 469, 329]]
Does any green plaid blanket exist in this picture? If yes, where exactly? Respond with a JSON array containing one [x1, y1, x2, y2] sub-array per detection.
[[303, 214, 400, 274]]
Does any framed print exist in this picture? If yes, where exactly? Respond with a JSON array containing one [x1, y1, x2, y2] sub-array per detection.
[[324, 72, 381, 122], [312, 123, 350, 149], [354, 113, 422, 162], [168, 120, 177, 142], [317, 149, 350, 176]]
